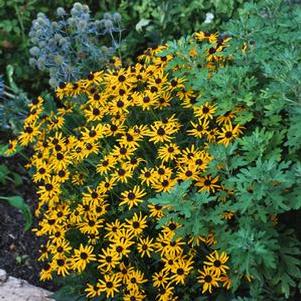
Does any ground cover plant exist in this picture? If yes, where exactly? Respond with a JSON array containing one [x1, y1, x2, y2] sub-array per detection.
[[1, 0, 301, 300]]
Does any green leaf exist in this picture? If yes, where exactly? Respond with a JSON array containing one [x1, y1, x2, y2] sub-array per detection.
[[0, 164, 9, 184], [136, 18, 151, 32], [0, 196, 32, 231]]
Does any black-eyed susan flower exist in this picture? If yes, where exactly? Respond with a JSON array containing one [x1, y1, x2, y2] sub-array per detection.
[[39, 263, 53, 281], [112, 162, 133, 184], [194, 102, 217, 120], [170, 256, 194, 284], [139, 167, 156, 186], [137, 236, 155, 257], [203, 250, 229, 276], [197, 266, 220, 294], [52, 256, 70, 277], [85, 283, 101, 298], [98, 247, 120, 272], [125, 212, 148, 236], [70, 244, 96, 272], [148, 123, 174, 144], [19, 122, 41, 146], [187, 119, 209, 138], [196, 175, 220, 193], [97, 273, 122, 298], [120, 186, 147, 209], [148, 204, 165, 219], [152, 270, 170, 288], [158, 143, 181, 162], [5, 139, 18, 156], [217, 122, 243, 146]]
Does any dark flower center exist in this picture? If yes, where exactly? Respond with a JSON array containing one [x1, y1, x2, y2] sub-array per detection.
[[162, 180, 169, 187], [56, 153, 64, 160], [118, 75, 126, 82], [118, 168, 126, 176], [93, 93, 100, 100], [88, 73, 94, 80], [25, 126, 33, 133], [202, 107, 209, 114], [169, 223, 176, 230], [133, 221, 140, 229], [91, 192, 98, 199], [39, 168, 46, 174], [158, 168, 165, 175], [110, 124, 118, 132], [157, 127, 165, 136], [89, 130, 96, 137], [225, 131, 233, 138], [117, 100, 124, 107], [214, 260, 221, 267], [80, 252, 88, 260], [92, 108, 100, 115], [45, 184, 53, 191], [204, 275, 212, 283], [106, 281, 113, 288], [185, 170, 193, 177], [128, 192, 136, 200], [59, 82, 66, 89], [204, 179, 211, 186], [57, 259, 65, 266]]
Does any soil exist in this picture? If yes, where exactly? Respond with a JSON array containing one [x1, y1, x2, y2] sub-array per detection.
[[0, 154, 57, 292]]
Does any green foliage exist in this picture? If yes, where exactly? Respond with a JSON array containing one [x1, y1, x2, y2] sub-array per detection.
[[118, 0, 247, 51], [149, 181, 225, 238], [0, 195, 32, 231], [149, 0, 301, 299], [0, 65, 30, 135]]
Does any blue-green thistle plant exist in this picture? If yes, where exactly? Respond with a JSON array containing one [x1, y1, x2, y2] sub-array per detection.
[[28, 2, 122, 88]]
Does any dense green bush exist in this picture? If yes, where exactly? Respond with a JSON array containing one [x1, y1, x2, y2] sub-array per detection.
[[151, 0, 301, 299]]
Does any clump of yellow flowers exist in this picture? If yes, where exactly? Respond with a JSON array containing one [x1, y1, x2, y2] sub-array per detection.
[[16, 32, 242, 300]]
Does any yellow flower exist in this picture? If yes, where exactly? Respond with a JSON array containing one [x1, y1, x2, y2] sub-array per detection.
[[197, 266, 220, 294], [125, 212, 148, 236], [120, 186, 147, 209], [5, 139, 18, 155], [70, 244, 96, 272], [137, 236, 155, 257], [217, 122, 243, 146], [97, 273, 122, 298], [193, 102, 217, 120], [204, 250, 229, 276], [85, 283, 101, 298], [98, 248, 120, 272], [195, 175, 220, 193], [170, 256, 194, 285]]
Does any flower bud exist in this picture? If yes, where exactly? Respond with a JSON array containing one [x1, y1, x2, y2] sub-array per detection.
[[56, 7, 66, 17], [104, 19, 113, 30], [29, 58, 37, 67], [54, 54, 64, 65], [29, 46, 40, 56], [49, 77, 57, 88], [112, 12, 121, 22], [82, 5, 89, 13], [103, 12, 112, 20]]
